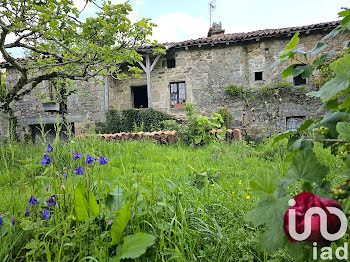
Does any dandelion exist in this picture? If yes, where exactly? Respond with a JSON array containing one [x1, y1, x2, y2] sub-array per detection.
[[46, 196, 56, 207], [72, 216, 76, 220], [73, 152, 82, 160], [63, 172, 67, 179], [211, 184, 215, 187], [24, 209, 30, 217], [0, 216, 3, 226], [86, 155, 96, 164], [42, 209, 50, 220], [239, 180, 242, 185], [45, 144, 53, 152], [246, 195, 251, 200], [99, 155, 109, 165], [232, 191, 235, 195], [28, 195, 38, 206], [11, 217, 16, 226], [75, 166, 84, 175], [41, 154, 52, 165]]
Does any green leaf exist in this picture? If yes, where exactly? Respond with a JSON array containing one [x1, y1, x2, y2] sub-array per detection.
[[322, 27, 343, 40], [331, 54, 350, 77], [302, 65, 314, 79], [88, 191, 100, 219], [111, 201, 132, 245], [259, 228, 286, 253], [286, 148, 328, 183], [309, 42, 327, 55], [337, 122, 350, 140], [339, 95, 350, 110], [281, 65, 294, 78], [307, 77, 349, 102], [297, 119, 314, 132], [285, 32, 300, 50], [272, 130, 294, 144], [116, 233, 156, 259], [291, 66, 304, 77], [74, 184, 89, 221], [313, 54, 328, 66], [106, 185, 125, 212], [319, 112, 350, 138], [250, 168, 279, 196]]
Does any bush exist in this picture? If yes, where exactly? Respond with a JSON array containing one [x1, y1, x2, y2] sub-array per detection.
[[96, 108, 173, 133], [217, 108, 233, 128]]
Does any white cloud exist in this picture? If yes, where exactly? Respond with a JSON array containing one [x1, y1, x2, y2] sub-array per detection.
[[151, 12, 209, 43]]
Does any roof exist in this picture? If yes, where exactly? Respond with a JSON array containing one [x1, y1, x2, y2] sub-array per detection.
[[139, 20, 340, 52], [1, 20, 341, 66]]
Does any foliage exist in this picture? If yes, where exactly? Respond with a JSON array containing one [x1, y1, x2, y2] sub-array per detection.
[[217, 107, 233, 128], [96, 108, 173, 133], [224, 84, 245, 98], [247, 9, 350, 261], [0, 0, 163, 112]]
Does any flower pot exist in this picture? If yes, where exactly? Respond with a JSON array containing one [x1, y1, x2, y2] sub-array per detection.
[[42, 102, 60, 112], [173, 104, 184, 108]]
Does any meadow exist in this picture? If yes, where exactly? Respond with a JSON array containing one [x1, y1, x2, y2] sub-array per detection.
[[0, 138, 344, 261]]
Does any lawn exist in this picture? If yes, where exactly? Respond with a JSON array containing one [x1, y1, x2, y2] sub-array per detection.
[[0, 138, 344, 261]]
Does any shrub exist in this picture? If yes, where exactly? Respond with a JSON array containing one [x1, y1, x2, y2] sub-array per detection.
[[217, 108, 233, 128], [224, 84, 245, 98], [96, 108, 173, 133]]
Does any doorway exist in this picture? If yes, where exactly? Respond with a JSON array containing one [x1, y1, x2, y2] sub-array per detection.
[[132, 86, 148, 108]]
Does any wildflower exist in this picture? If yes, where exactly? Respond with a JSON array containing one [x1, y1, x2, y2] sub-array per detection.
[[232, 191, 235, 195], [108, 221, 113, 226], [28, 195, 38, 206], [41, 154, 52, 165], [246, 195, 251, 200], [247, 187, 251, 190], [75, 166, 84, 175], [72, 215, 76, 220], [42, 209, 50, 220], [239, 180, 242, 185], [11, 217, 16, 226], [46, 196, 56, 207], [211, 184, 215, 187], [73, 152, 82, 160], [99, 155, 109, 165], [63, 172, 67, 179], [45, 144, 53, 152], [0, 216, 3, 226], [24, 209, 30, 217], [86, 155, 96, 164]]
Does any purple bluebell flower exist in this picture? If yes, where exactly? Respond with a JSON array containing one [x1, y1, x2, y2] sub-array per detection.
[[28, 195, 38, 206], [75, 166, 84, 175], [42, 209, 50, 220], [63, 172, 67, 179], [41, 154, 52, 165], [86, 155, 96, 164], [45, 144, 53, 152], [99, 156, 109, 165], [11, 217, 16, 226], [108, 220, 113, 226], [24, 209, 30, 217], [46, 196, 56, 207], [73, 152, 82, 160], [0, 216, 3, 226]]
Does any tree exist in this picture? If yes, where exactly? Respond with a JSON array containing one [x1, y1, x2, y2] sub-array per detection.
[[0, 0, 160, 113]]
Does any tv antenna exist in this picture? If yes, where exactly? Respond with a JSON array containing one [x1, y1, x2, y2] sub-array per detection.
[[209, 0, 216, 27]]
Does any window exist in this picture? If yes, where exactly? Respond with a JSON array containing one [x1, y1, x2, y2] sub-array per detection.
[[293, 65, 307, 86], [254, 71, 263, 81], [167, 59, 176, 68], [170, 82, 186, 108], [131, 86, 148, 108], [286, 116, 305, 130]]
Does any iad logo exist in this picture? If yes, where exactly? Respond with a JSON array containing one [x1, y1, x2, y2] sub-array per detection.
[[287, 199, 348, 260]]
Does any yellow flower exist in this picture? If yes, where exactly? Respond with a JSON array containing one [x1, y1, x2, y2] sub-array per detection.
[[211, 184, 215, 187], [231, 191, 235, 195], [246, 195, 251, 200], [72, 216, 77, 220], [239, 180, 242, 185], [247, 187, 250, 190]]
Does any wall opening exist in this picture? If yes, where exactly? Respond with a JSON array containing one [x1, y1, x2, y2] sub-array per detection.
[[30, 123, 74, 142], [254, 71, 263, 81], [286, 116, 305, 130], [132, 86, 148, 108], [170, 82, 186, 108], [167, 59, 176, 68], [293, 65, 307, 86]]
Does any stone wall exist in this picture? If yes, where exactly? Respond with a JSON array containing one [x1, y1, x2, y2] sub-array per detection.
[[6, 69, 107, 137], [108, 30, 349, 137]]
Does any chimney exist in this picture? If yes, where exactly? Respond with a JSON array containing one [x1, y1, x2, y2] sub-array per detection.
[[207, 22, 225, 37]]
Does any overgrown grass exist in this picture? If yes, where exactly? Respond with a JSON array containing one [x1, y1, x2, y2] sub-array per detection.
[[0, 138, 344, 261]]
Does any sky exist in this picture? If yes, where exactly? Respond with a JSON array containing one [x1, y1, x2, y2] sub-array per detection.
[[3, 0, 350, 58]]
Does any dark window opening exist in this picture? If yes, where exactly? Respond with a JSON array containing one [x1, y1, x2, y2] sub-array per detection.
[[30, 123, 74, 143], [167, 58, 176, 68], [293, 74, 307, 86], [286, 116, 305, 130], [254, 71, 263, 81], [132, 86, 148, 108], [170, 82, 186, 107]]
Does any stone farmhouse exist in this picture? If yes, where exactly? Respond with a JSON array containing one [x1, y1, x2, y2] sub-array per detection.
[[1, 20, 348, 139]]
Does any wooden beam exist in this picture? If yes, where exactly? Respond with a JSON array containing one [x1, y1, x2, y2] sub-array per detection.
[[150, 54, 161, 72]]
